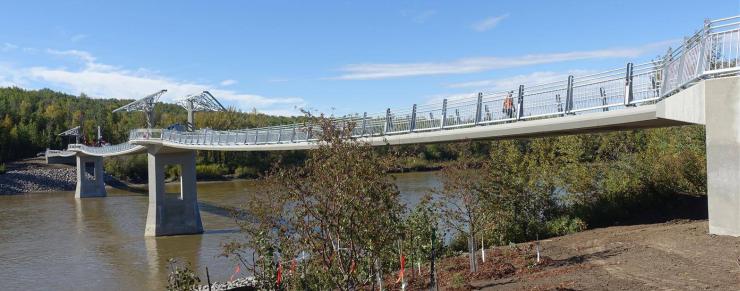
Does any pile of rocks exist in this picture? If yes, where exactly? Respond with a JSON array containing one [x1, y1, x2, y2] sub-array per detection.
[[0, 167, 77, 194], [196, 277, 256, 291]]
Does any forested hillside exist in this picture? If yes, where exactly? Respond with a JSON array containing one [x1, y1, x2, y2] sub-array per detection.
[[0, 87, 300, 163]]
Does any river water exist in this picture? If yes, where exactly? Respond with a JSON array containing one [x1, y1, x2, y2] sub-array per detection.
[[0, 172, 440, 290]]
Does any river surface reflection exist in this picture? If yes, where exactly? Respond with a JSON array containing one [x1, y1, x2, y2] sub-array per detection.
[[0, 172, 440, 290]]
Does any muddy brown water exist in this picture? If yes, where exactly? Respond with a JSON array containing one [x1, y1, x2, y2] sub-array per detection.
[[0, 172, 440, 290]]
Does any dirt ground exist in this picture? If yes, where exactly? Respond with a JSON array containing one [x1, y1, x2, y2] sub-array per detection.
[[389, 220, 740, 290], [473, 219, 740, 290]]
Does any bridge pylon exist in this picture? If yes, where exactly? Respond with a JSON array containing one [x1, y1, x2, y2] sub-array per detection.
[[74, 155, 107, 198], [144, 147, 203, 236]]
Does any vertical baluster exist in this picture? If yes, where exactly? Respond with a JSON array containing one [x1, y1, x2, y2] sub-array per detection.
[[475, 92, 483, 125], [410, 104, 417, 132], [695, 19, 711, 77], [660, 47, 673, 97], [624, 62, 634, 105], [676, 37, 690, 88], [565, 76, 574, 114], [291, 124, 296, 142], [517, 85, 525, 120], [383, 108, 391, 134], [361, 112, 367, 136], [441, 99, 447, 129]]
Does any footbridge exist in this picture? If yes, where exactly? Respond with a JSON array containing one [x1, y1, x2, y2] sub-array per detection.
[[68, 16, 740, 236]]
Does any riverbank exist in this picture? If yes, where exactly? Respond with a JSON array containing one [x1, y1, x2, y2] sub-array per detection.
[[0, 156, 447, 194], [0, 158, 77, 194], [389, 219, 739, 290]]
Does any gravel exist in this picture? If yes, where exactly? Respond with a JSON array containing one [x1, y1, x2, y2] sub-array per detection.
[[0, 167, 77, 194], [195, 277, 256, 291]]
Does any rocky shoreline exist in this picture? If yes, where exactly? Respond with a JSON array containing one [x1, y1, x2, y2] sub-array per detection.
[[0, 166, 77, 194]]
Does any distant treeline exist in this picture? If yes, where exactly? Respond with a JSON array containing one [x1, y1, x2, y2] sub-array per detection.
[[0, 87, 300, 162]]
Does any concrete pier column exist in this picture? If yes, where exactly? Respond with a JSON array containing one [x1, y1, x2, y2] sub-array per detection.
[[706, 76, 740, 236], [144, 149, 203, 236], [75, 155, 107, 198]]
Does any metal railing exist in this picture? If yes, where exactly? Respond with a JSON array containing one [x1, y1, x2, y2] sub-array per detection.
[[116, 16, 736, 148], [67, 142, 140, 155]]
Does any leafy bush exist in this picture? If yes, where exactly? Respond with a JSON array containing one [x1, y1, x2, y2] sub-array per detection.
[[545, 216, 587, 237], [233, 166, 259, 179], [403, 199, 445, 271], [227, 118, 405, 290], [450, 272, 466, 289], [166, 258, 201, 291], [195, 164, 227, 180], [0, 163, 5, 174], [104, 155, 148, 182]]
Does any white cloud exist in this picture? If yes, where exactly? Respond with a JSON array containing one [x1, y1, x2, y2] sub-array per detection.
[[70, 34, 88, 42], [219, 79, 237, 86], [330, 40, 675, 80], [446, 70, 594, 90], [1, 49, 305, 116], [472, 14, 509, 32], [1, 43, 18, 52], [46, 49, 97, 64], [413, 10, 437, 23]]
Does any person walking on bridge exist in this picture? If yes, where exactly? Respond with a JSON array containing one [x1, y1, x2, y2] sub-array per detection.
[[503, 91, 515, 119]]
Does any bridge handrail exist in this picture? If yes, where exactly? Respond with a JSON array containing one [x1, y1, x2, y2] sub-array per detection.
[[129, 128, 163, 140], [67, 142, 140, 155], [124, 16, 738, 148]]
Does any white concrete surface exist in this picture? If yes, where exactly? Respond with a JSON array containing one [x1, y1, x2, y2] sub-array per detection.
[[705, 76, 740, 236], [144, 148, 203, 237], [74, 155, 106, 198]]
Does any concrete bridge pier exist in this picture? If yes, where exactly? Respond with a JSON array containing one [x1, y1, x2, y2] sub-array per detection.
[[144, 147, 203, 236], [705, 77, 740, 236], [75, 155, 107, 198]]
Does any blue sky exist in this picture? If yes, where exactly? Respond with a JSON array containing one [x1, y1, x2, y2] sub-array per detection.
[[0, 0, 738, 116]]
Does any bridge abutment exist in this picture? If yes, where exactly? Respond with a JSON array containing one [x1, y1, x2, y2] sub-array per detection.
[[75, 155, 106, 198], [705, 77, 740, 236], [144, 148, 203, 237]]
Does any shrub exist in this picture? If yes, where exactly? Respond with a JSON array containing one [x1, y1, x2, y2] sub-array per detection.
[[450, 272, 466, 289], [104, 155, 148, 182], [0, 163, 5, 174], [166, 258, 201, 291], [545, 216, 587, 237], [226, 117, 405, 290], [195, 164, 227, 180], [233, 166, 259, 179]]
